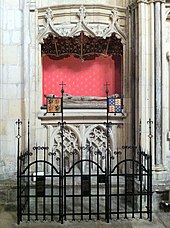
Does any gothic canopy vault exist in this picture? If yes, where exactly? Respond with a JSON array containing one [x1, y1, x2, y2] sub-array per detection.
[[38, 5, 126, 60]]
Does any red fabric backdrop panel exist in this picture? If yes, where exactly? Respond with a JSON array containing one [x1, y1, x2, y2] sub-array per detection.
[[42, 55, 121, 104]]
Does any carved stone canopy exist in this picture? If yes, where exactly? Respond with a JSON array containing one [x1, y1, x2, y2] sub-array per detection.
[[41, 33, 123, 61], [39, 6, 125, 60], [38, 6, 126, 40]]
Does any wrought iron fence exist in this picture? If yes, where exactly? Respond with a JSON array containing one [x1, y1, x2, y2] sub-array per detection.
[[16, 83, 152, 224]]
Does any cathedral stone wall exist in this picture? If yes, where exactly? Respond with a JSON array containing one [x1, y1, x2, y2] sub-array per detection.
[[0, 0, 129, 179], [0, 0, 23, 179], [0, 1, 129, 210]]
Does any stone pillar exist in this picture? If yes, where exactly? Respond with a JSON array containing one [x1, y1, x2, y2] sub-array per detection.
[[0, 0, 4, 167], [154, 0, 164, 166], [130, 2, 137, 146], [137, 0, 152, 152], [167, 51, 170, 131]]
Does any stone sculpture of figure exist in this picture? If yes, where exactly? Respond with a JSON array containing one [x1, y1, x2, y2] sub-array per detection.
[[46, 94, 120, 108], [63, 93, 120, 103]]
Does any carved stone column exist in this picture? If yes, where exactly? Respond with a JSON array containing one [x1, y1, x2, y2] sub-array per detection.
[[167, 51, 170, 136], [137, 0, 151, 151], [154, 0, 164, 166]]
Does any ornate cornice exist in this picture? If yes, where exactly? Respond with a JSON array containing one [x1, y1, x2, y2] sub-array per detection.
[[38, 6, 126, 44]]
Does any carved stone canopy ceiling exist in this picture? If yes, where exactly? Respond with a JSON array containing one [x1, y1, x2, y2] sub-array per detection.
[[41, 33, 123, 61]]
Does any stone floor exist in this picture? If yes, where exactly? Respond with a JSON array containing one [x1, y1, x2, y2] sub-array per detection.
[[0, 211, 170, 228]]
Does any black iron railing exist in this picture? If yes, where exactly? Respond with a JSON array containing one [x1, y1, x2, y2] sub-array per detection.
[[16, 83, 152, 224]]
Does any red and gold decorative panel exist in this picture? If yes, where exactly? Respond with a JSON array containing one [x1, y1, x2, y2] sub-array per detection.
[[42, 55, 121, 105]]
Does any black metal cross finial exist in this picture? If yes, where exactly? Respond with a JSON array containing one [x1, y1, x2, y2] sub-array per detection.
[[147, 118, 153, 139], [104, 82, 110, 97], [16, 119, 22, 125], [16, 119, 22, 139], [59, 81, 66, 96]]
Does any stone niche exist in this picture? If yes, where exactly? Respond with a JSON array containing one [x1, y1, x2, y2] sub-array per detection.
[[38, 2, 126, 141], [37, 3, 127, 153]]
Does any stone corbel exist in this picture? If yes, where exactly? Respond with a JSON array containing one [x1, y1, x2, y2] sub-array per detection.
[[38, 8, 61, 44]]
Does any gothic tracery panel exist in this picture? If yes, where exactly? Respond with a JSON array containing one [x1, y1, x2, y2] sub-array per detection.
[[53, 126, 80, 170], [86, 126, 113, 170]]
